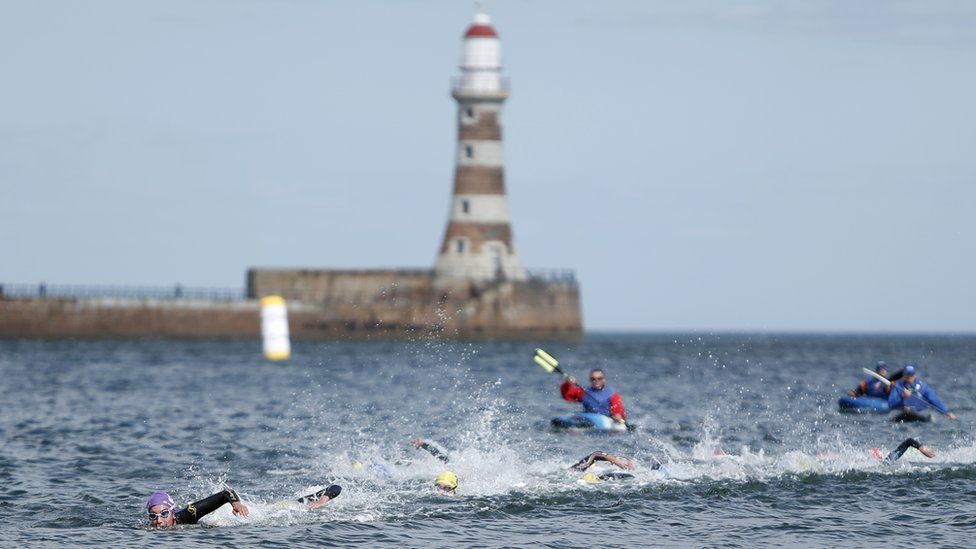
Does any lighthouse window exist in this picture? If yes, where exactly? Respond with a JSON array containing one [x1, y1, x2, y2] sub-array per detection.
[[466, 107, 474, 119], [456, 239, 465, 253], [461, 200, 470, 214], [465, 144, 473, 158]]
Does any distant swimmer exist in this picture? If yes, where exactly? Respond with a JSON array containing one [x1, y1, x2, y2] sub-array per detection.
[[570, 451, 637, 481], [887, 364, 956, 420], [569, 451, 668, 482], [412, 438, 459, 495], [561, 369, 627, 423], [848, 361, 891, 398], [570, 451, 635, 472], [412, 438, 450, 463], [146, 484, 341, 527], [871, 438, 936, 463]]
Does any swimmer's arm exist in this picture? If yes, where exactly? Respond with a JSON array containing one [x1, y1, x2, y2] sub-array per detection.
[[602, 453, 635, 470], [571, 452, 628, 471], [298, 485, 342, 510], [412, 438, 450, 463], [570, 453, 600, 471], [174, 488, 248, 524]]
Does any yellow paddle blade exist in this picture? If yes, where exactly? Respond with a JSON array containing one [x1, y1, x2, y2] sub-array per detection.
[[534, 348, 559, 367], [534, 355, 556, 373]]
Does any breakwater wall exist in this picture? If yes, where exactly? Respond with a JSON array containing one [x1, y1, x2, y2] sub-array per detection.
[[0, 269, 582, 341]]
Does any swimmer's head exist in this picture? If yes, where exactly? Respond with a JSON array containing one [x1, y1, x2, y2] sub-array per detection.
[[146, 491, 176, 527], [434, 471, 458, 494], [583, 473, 599, 483]]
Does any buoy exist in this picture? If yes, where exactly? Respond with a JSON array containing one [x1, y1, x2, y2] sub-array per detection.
[[260, 295, 290, 361]]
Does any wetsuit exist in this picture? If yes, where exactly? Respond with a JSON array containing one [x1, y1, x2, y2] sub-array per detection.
[[296, 485, 342, 504], [882, 438, 926, 463], [570, 452, 658, 480], [560, 381, 627, 420], [173, 488, 241, 525], [416, 441, 450, 463]]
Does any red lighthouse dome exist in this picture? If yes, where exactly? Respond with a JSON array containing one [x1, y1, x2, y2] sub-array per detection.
[[464, 13, 498, 38]]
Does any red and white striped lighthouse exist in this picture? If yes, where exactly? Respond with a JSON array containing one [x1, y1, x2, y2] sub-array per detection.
[[435, 12, 527, 283]]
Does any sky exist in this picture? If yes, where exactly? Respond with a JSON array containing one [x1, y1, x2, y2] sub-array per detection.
[[1, 0, 974, 332]]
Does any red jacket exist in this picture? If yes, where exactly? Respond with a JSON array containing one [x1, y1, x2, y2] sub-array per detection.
[[560, 380, 627, 420]]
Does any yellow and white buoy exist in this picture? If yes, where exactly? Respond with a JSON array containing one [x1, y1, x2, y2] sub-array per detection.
[[260, 295, 291, 361]]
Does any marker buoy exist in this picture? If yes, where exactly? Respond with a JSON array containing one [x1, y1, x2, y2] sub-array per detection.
[[260, 295, 291, 361]]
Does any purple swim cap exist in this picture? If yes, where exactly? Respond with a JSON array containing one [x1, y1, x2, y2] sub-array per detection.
[[146, 491, 174, 511]]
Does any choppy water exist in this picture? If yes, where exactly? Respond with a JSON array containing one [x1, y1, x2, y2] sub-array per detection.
[[1, 334, 974, 547]]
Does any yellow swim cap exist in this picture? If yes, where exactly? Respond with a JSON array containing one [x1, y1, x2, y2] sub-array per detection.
[[583, 473, 599, 483], [435, 471, 458, 491], [353, 461, 363, 471]]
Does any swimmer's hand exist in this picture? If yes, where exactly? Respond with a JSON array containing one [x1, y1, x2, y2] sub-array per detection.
[[231, 501, 249, 517]]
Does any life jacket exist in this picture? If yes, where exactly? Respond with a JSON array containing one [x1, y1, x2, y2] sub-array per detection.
[[581, 386, 617, 416], [892, 380, 928, 411], [862, 377, 888, 398]]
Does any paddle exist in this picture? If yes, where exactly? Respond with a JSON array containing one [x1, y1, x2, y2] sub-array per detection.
[[861, 368, 953, 418], [535, 348, 636, 431]]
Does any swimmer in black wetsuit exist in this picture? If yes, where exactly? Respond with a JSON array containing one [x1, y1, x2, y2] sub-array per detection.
[[411, 438, 450, 463], [871, 438, 936, 463], [569, 451, 663, 481], [411, 438, 459, 494], [146, 484, 342, 527], [146, 488, 248, 527]]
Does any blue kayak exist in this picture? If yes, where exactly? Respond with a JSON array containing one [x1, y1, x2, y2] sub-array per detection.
[[551, 412, 629, 432], [838, 396, 890, 413]]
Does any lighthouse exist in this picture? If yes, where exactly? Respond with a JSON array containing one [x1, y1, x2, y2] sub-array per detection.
[[434, 12, 527, 283]]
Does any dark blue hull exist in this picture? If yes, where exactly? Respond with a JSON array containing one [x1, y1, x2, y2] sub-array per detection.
[[838, 396, 890, 413]]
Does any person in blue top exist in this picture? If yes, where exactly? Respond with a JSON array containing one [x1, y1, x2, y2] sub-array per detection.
[[848, 361, 891, 398], [887, 364, 956, 420], [560, 369, 627, 422]]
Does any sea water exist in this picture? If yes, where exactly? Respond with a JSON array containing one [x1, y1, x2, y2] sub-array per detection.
[[1, 334, 974, 546]]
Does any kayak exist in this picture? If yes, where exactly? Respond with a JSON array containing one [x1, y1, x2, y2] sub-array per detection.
[[838, 396, 890, 413], [551, 412, 628, 432], [891, 410, 933, 423]]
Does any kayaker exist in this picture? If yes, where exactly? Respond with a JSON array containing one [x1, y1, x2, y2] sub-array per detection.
[[848, 361, 891, 398], [887, 364, 956, 420], [146, 484, 340, 527], [560, 369, 627, 423]]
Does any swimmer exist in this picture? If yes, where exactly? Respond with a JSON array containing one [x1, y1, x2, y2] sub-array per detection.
[[411, 438, 450, 463], [871, 438, 936, 463], [411, 439, 460, 494], [146, 484, 341, 527], [570, 451, 662, 481], [434, 471, 459, 495]]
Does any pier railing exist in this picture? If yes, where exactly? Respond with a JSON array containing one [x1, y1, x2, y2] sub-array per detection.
[[526, 269, 577, 283], [0, 283, 245, 301]]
